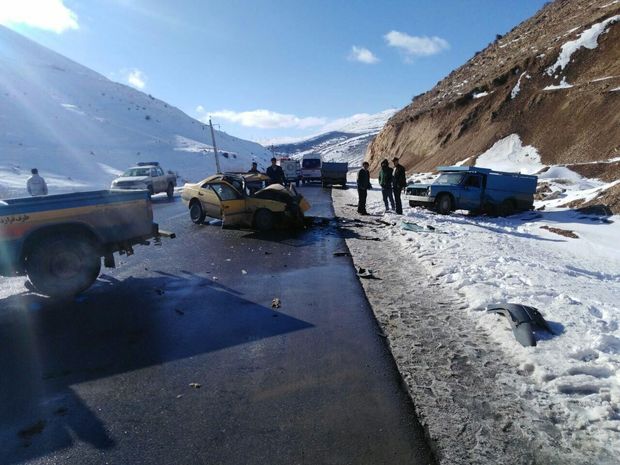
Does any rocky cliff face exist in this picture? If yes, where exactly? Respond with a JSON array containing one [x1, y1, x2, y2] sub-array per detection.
[[368, 0, 620, 190]]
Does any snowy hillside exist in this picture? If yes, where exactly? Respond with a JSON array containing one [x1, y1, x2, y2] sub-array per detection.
[[272, 109, 396, 167], [0, 26, 271, 198]]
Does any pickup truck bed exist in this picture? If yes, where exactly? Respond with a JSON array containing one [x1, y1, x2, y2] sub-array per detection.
[[0, 190, 166, 297]]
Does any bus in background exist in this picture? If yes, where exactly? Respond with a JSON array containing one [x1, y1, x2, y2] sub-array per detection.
[[301, 153, 322, 184]]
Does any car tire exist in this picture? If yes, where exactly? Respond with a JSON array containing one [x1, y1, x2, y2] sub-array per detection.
[[254, 208, 275, 231], [166, 183, 174, 199], [147, 185, 154, 197], [189, 201, 206, 224], [26, 233, 101, 298], [497, 199, 516, 217], [436, 194, 453, 215]]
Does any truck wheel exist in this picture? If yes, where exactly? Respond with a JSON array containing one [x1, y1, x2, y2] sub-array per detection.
[[147, 185, 154, 198], [497, 199, 515, 217], [189, 200, 206, 224], [254, 209, 275, 231], [166, 183, 174, 199], [26, 234, 101, 298], [436, 194, 453, 215]]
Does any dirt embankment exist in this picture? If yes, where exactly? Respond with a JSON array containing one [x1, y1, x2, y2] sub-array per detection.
[[368, 0, 620, 210]]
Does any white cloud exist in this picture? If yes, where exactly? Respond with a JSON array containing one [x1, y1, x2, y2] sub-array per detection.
[[0, 0, 78, 33], [384, 30, 449, 60], [348, 46, 379, 64], [195, 108, 327, 129], [126, 69, 147, 89]]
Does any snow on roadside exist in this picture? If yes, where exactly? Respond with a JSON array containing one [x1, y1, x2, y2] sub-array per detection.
[[336, 172, 620, 461], [475, 134, 544, 174], [546, 15, 620, 75]]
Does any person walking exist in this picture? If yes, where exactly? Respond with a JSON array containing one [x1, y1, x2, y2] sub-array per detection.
[[266, 157, 285, 185], [392, 157, 406, 215], [378, 159, 395, 212], [356, 161, 371, 215], [26, 168, 48, 196]]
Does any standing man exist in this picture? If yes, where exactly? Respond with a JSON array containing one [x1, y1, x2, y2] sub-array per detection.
[[266, 157, 285, 185], [392, 157, 406, 215], [357, 161, 371, 215], [378, 159, 395, 212], [247, 161, 260, 174], [27, 168, 48, 196]]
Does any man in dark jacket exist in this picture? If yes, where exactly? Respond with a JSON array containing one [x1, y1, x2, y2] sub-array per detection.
[[247, 162, 260, 174], [392, 157, 407, 214], [378, 159, 395, 212], [357, 161, 371, 215], [266, 157, 285, 185]]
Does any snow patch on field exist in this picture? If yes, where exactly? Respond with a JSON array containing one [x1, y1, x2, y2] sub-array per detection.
[[475, 134, 544, 174], [547, 15, 620, 75], [544, 77, 574, 90]]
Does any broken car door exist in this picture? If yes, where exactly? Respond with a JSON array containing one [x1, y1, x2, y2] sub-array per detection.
[[210, 183, 249, 226]]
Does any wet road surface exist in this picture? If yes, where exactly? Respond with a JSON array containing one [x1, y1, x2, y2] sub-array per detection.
[[0, 186, 434, 465]]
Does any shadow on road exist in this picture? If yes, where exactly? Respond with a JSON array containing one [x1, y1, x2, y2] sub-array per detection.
[[0, 273, 312, 464]]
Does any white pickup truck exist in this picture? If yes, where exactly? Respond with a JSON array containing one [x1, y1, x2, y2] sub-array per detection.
[[111, 162, 177, 198]]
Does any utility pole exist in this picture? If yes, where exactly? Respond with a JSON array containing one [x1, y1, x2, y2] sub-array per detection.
[[209, 118, 222, 174]]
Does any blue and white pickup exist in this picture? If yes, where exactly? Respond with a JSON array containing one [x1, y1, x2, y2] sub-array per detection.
[[0, 190, 173, 297], [406, 166, 538, 216]]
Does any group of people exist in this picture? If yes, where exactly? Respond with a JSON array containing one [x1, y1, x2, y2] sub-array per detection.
[[248, 158, 286, 186], [356, 157, 406, 215]]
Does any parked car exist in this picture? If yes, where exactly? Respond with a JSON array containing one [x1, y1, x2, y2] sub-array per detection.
[[301, 153, 322, 184], [0, 190, 173, 297], [406, 166, 537, 216], [111, 162, 177, 198], [181, 173, 311, 230], [321, 162, 348, 187]]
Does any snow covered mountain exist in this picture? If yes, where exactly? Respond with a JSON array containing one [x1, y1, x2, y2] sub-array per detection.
[[0, 26, 271, 198], [271, 109, 396, 167]]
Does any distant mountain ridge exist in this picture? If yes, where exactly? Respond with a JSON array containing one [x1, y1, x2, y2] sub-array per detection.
[[0, 26, 271, 197], [272, 109, 396, 167]]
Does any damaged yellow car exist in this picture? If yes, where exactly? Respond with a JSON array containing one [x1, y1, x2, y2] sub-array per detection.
[[181, 173, 311, 230]]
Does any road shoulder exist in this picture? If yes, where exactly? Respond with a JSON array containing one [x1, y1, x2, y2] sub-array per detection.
[[331, 188, 566, 465]]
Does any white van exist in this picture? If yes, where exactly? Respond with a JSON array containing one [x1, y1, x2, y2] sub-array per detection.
[[301, 153, 322, 184]]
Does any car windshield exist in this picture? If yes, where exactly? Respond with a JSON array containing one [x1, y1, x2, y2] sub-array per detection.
[[122, 168, 150, 177], [302, 159, 320, 169], [435, 173, 465, 185]]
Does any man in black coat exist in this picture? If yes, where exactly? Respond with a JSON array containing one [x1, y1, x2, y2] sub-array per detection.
[[392, 157, 407, 215], [266, 157, 285, 185], [357, 162, 371, 215]]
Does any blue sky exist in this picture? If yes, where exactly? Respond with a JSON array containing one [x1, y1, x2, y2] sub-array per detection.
[[2, 0, 549, 142]]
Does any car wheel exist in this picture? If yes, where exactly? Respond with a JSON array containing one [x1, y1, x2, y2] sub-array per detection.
[[26, 233, 101, 298], [497, 199, 516, 217], [166, 183, 174, 199], [436, 194, 453, 215], [254, 208, 275, 231], [189, 201, 206, 224], [147, 185, 154, 197]]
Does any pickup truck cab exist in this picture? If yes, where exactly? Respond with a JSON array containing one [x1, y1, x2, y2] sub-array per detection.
[[0, 190, 171, 297], [406, 166, 537, 216], [111, 162, 177, 198]]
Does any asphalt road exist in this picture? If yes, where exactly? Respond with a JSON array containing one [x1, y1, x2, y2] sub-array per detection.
[[0, 186, 434, 465]]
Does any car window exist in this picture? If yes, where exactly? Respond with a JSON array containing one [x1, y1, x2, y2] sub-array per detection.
[[302, 159, 321, 169], [156, 167, 164, 176], [211, 183, 241, 201], [150, 168, 157, 177], [122, 168, 150, 177], [465, 175, 481, 188]]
